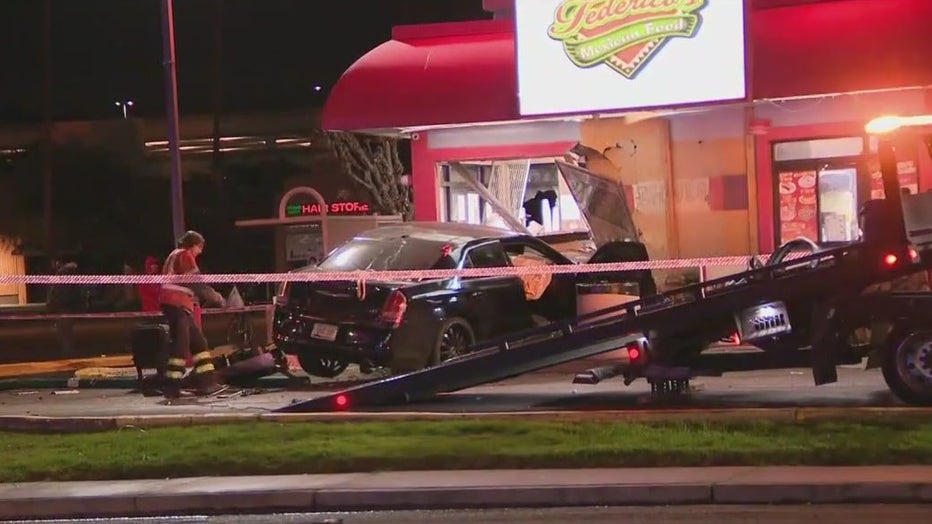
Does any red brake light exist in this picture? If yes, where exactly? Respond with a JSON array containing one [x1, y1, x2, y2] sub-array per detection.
[[908, 246, 919, 262], [379, 290, 408, 327], [334, 394, 349, 409], [883, 253, 899, 267], [626, 344, 642, 362]]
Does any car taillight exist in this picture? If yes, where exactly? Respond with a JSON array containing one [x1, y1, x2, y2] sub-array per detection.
[[379, 290, 408, 327], [883, 253, 899, 267]]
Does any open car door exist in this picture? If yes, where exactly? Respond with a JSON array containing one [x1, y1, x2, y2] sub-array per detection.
[[556, 159, 639, 247], [556, 160, 657, 296]]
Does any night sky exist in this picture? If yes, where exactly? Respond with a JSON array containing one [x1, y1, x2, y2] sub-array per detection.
[[0, 0, 490, 123]]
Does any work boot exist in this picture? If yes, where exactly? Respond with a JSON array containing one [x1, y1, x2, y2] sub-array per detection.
[[191, 371, 228, 397], [162, 380, 194, 399]]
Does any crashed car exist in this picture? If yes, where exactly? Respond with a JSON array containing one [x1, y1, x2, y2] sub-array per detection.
[[273, 222, 656, 378]]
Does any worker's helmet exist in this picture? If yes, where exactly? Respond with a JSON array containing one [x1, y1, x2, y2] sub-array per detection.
[[177, 230, 206, 249]]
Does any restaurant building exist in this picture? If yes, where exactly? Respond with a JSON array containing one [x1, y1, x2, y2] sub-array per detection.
[[320, 0, 932, 264]]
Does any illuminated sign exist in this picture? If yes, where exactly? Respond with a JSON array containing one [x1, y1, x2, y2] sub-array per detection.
[[285, 201, 371, 217], [514, 0, 748, 116]]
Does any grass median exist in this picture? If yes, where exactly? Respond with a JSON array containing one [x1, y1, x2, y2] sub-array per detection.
[[2, 418, 931, 483]]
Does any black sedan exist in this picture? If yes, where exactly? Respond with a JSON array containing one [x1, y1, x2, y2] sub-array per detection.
[[273, 222, 656, 378]]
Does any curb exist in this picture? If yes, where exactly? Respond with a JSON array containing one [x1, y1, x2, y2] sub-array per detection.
[[1, 475, 930, 520], [2, 407, 932, 433], [0, 375, 305, 392]]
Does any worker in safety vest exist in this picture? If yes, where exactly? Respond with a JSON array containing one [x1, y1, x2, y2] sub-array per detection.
[[159, 230, 227, 398]]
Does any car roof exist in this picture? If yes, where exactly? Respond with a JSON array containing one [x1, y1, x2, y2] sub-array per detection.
[[354, 222, 519, 245]]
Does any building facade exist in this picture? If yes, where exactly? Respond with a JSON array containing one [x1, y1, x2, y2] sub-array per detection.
[[319, 0, 932, 268]]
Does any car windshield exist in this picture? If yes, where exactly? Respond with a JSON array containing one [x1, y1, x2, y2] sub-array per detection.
[[317, 237, 453, 272]]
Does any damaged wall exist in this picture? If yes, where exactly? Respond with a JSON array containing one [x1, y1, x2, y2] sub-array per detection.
[[579, 117, 674, 261], [578, 107, 753, 267]]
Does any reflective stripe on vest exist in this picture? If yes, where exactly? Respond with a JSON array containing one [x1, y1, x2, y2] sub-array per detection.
[[161, 248, 198, 296]]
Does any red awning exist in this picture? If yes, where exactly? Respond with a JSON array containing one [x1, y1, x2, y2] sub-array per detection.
[[323, 0, 932, 132], [752, 0, 932, 100], [321, 21, 518, 132]]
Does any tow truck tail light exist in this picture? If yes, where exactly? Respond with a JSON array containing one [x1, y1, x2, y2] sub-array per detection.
[[334, 394, 350, 410], [625, 341, 646, 364], [379, 290, 408, 327], [883, 253, 899, 267]]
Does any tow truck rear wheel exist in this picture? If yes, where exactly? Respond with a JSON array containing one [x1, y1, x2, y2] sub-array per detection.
[[882, 329, 932, 406]]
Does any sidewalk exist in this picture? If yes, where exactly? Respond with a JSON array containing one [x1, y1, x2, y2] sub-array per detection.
[[1, 466, 930, 520]]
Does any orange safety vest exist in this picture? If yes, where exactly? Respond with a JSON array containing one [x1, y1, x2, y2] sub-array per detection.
[[158, 248, 199, 312]]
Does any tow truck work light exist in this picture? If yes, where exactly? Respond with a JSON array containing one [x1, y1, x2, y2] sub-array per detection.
[[866, 114, 932, 134]]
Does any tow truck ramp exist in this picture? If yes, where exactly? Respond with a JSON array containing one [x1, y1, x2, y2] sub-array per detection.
[[277, 240, 931, 413]]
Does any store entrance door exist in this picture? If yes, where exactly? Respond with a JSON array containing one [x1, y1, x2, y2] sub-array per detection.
[[775, 158, 863, 246]]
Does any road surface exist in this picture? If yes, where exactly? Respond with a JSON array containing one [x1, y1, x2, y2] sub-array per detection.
[[4, 505, 928, 524], [0, 365, 901, 417]]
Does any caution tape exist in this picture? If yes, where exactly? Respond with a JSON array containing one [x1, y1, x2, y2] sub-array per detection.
[[0, 253, 807, 286]]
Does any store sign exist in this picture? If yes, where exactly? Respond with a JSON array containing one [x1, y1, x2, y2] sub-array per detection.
[[285, 201, 371, 217], [514, 0, 748, 116]]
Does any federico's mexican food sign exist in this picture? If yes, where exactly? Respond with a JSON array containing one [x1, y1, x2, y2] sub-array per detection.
[[548, 0, 707, 79], [515, 0, 747, 116]]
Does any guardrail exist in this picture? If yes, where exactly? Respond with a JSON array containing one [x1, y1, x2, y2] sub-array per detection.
[[0, 305, 274, 365]]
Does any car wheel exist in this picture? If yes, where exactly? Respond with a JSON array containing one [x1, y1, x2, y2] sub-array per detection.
[[296, 353, 350, 378], [429, 318, 476, 367], [882, 328, 932, 406]]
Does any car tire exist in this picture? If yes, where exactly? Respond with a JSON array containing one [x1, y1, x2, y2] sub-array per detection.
[[296, 353, 350, 378], [428, 317, 476, 368]]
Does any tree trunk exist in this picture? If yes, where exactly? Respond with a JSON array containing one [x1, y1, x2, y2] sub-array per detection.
[[322, 132, 412, 219]]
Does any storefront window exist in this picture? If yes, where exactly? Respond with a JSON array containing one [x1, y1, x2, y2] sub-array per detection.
[[438, 159, 587, 234], [774, 137, 864, 245], [774, 135, 924, 245]]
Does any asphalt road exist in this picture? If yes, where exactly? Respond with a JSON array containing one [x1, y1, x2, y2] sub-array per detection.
[[0, 365, 900, 417], [5, 505, 929, 524]]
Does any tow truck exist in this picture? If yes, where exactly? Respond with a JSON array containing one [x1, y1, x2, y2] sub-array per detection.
[[277, 114, 932, 413]]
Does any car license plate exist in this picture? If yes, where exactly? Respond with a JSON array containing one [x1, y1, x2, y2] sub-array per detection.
[[311, 323, 339, 341]]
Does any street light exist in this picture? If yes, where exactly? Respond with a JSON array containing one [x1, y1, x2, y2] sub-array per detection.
[[115, 100, 134, 119]]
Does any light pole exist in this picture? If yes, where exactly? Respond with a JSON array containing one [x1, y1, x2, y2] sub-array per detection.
[[160, 0, 186, 241], [114, 100, 134, 119]]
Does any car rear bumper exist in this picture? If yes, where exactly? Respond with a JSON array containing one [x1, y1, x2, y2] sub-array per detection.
[[276, 335, 392, 366], [273, 312, 393, 366]]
